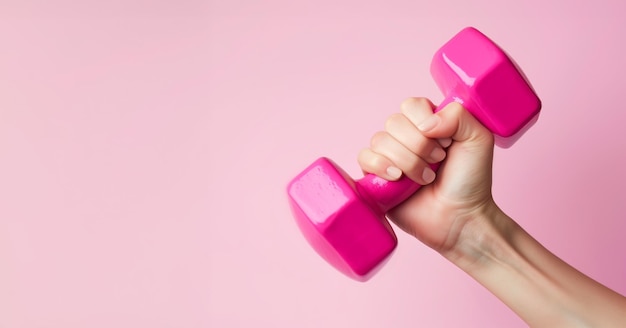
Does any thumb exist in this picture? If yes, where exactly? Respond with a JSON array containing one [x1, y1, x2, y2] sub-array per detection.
[[417, 102, 494, 146], [412, 101, 495, 205]]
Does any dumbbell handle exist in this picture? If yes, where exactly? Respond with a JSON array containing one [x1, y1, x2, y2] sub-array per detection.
[[354, 95, 466, 214]]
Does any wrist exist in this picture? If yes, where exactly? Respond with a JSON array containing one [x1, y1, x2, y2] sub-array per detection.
[[439, 201, 515, 274]]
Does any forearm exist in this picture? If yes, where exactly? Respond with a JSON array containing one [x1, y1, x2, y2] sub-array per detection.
[[443, 205, 626, 327]]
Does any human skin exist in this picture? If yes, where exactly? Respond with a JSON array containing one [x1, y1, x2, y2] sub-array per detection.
[[358, 97, 626, 327]]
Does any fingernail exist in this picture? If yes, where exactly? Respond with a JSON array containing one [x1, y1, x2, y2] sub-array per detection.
[[430, 147, 446, 162], [386, 166, 402, 180], [438, 138, 452, 148], [418, 115, 440, 132], [422, 167, 436, 184]]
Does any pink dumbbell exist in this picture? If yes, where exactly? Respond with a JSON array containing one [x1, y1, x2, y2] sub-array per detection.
[[287, 27, 541, 281]]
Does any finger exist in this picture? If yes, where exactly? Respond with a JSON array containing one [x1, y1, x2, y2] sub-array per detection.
[[438, 138, 453, 148], [400, 97, 452, 149], [357, 148, 402, 181], [400, 97, 436, 128], [384, 113, 446, 163], [414, 101, 495, 199], [417, 102, 494, 145], [369, 131, 436, 185]]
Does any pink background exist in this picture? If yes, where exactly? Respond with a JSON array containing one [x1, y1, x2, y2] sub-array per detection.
[[1, 1, 625, 327]]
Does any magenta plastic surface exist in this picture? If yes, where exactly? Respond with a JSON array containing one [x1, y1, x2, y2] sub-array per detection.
[[287, 27, 542, 281], [430, 27, 541, 147]]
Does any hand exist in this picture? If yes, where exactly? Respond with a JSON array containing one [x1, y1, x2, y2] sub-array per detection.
[[358, 97, 496, 253], [360, 97, 626, 326]]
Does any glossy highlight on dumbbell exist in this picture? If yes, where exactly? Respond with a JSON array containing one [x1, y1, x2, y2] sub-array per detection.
[[287, 27, 542, 281]]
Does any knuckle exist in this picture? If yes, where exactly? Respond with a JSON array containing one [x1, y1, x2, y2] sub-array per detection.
[[357, 148, 369, 163], [399, 97, 415, 110], [401, 97, 431, 113], [446, 101, 465, 114], [384, 113, 405, 132], [357, 148, 389, 173], [369, 153, 389, 169], [370, 131, 388, 149]]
